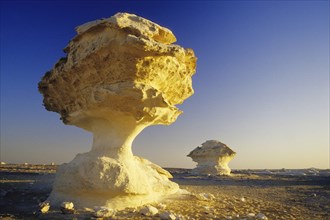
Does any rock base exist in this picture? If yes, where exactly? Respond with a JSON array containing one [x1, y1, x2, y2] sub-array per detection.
[[191, 164, 232, 176], [48, 152, 179, 210]]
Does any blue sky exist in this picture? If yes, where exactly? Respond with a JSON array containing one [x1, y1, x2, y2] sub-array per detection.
[[1, 0, 329, 168]]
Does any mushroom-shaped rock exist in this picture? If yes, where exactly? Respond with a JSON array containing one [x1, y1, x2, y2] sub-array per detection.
[[38, 12, 196, 210], [187, 140, 236, 175]]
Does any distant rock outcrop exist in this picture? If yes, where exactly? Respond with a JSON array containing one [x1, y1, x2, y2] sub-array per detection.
[[187, 140, 236, 175], [39, 12, 196, 209]]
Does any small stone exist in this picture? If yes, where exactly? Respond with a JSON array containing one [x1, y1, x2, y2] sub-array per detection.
[[205, 193, 216, 200], [93, 207, 115, 218], [60, 201, 75, 214], [157, 203, 167, 209], [83, 207, 94, 212], [247, 213, 255, 218], [39, 201, 50, 213], [140, 205, 158, 216], [160, 211, 176, 220], [195, 193, 215, 201], [256, 213, 268, 219], [61, 201, 74, 209], [240, 197, 246, 202]]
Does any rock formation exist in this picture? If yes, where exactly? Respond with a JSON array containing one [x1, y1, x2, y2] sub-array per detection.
[[187, 140, 236, 175], [38, 12, 196, 210]]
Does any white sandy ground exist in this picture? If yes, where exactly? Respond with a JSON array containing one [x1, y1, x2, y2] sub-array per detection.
[[0, 164, 329, 219]]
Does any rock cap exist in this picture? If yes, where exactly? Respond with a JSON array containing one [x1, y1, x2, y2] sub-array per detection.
[[187, 140, 236, 158], [38, 12, 196, 127], [76, 12, 176, 44]]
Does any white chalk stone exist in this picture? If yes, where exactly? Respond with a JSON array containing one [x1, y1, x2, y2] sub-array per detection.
[[157, 203, 167, 209], [256, 213, 268, 219], [39, 201, 50, 213], [61, 202, 74, 209], [204, 193, 216, 200], [247, 213, 255, 218], [140, 205, 159, 216], [194, 193, 215, 201], [60, 201, 74, 214], [93, 206, 115, 218], [187, 140, 236, 175], [83, 207, 94, 212]]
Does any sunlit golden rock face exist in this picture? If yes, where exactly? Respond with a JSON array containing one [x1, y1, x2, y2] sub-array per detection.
[[39, 12, 196, 209], [39, 12, 196, 127], [188, 140, 236, 176]]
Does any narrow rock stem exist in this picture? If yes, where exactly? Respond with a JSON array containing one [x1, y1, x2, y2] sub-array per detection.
[[89, 116, 146, 158]]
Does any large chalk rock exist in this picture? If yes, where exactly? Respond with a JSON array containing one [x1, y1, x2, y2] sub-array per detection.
[[38, 12, 196, 210], [187, 140, 236, 175]]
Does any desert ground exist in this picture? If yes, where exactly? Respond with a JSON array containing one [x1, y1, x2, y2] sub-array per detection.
[[0, 164, 329, 220]]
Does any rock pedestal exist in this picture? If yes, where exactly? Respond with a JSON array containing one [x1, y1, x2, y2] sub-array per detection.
[[39, 12, 196, 209], [187, 140, 236, 176]]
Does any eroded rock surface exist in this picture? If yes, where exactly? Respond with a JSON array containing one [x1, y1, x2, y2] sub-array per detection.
[[39, 12, 196, 209], [187, 140, 236, 175]]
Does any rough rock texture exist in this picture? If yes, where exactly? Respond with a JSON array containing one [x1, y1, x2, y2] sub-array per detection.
[[187, 140, 236, 176], [39, 201, 50, 213], [60, 201, 75, 214], [38, 12, 196, 210]]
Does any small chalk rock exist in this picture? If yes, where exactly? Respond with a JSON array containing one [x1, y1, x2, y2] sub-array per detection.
[[205, 193, 215, 200], [83, 207, 94, 212], [157, 203, 167, 209], [256, 213, 268, 219], [195, 193, 215, 201], [39, 201, 50, 213], [240, 197, 246, 202], [93, 207, 115, 218], [140, 205, 158, 216], [60, 202, 75, 214], [160, 211, 176, 220], [247, 213, 255, 218]]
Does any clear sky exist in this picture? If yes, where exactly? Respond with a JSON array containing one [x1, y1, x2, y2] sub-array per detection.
[[1, 0, 329, 169]]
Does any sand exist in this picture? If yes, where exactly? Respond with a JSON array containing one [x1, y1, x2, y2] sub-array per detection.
[[0, 164, 329, 219]]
